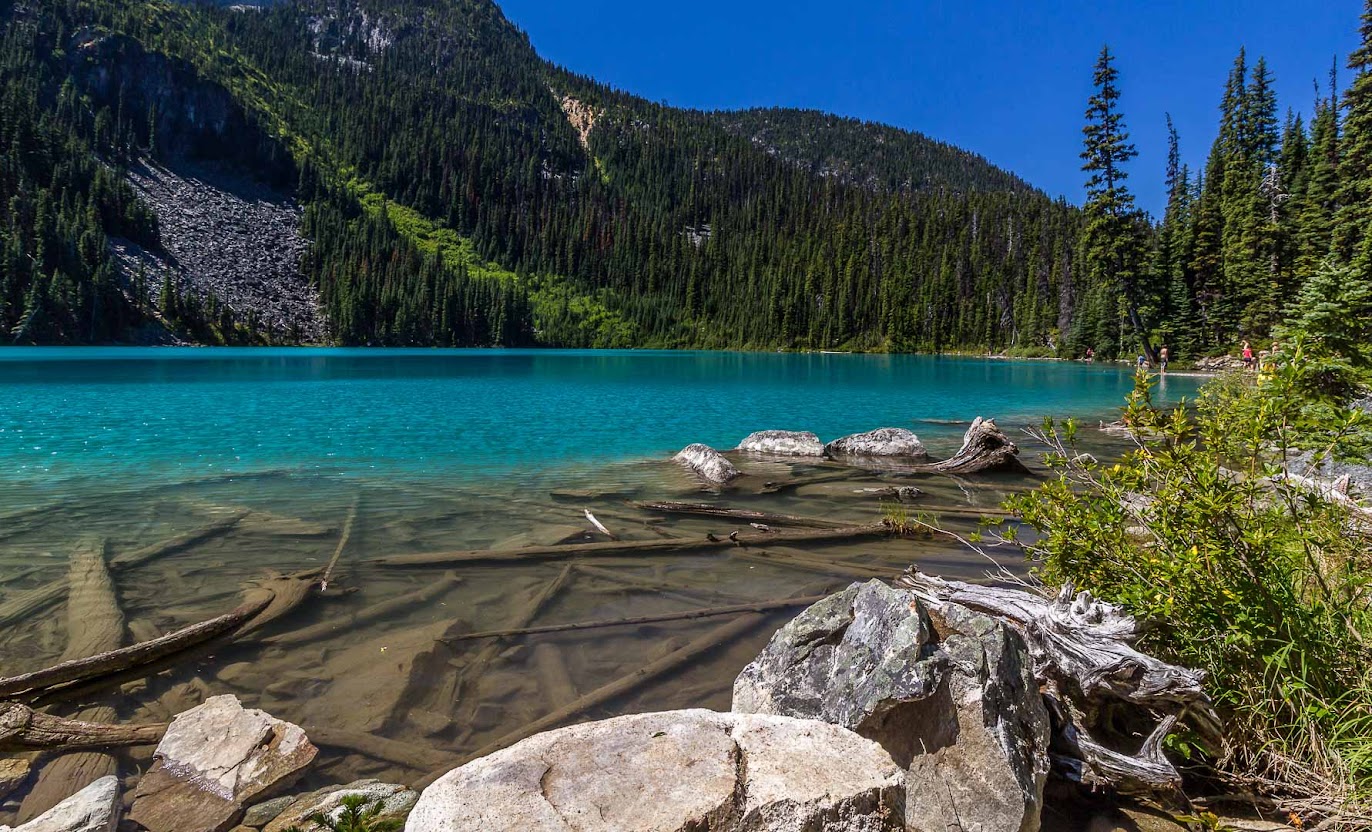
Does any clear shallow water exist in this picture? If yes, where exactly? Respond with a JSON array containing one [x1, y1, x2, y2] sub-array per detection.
[[0, 349, 1203, 810], [0, 348, 1200, 496]]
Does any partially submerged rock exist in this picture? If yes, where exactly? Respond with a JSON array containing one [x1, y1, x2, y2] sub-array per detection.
[[262, 780, 417, 832], [0, 775, 119, 832], [733, 580, 1050, 832], [128, 694, 317, 832], [405, 709, 903, 832], [736, 430, 825, 457], [0, 758, 30, 801], [824, 428, 928, 459], [673, 443, 741, 485]]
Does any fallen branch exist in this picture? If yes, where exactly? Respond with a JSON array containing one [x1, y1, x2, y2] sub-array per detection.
[[456, 565, 574, 712], [307, 727, 459, 774], [572, 564, 746, 606], [417, 609, 775, 788], [0, 702, 165, 752], [321, 495, 360, 591], [374, 524, 890, 567], [730, 548, 900, 580], [440, 593, 828, 642], [631, 501, 845, 529], [0, 592, 273, 699]]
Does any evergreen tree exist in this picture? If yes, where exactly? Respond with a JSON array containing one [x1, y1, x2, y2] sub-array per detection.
[[1079, 46, 1152, 360], [1337, 0, 1372, 258]]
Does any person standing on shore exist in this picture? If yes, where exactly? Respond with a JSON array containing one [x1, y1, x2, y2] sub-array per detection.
[[1159, 345, 1169, 374], [1085, 347, 1095, 363], [1242, 340, 1253, 369]]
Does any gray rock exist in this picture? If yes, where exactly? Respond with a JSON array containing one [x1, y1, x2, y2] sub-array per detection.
[[240, 795, 296, 828], [733, 580, 1050, 832], [1289, 448, 1372, 498], [737, 430, 826, 457], [128, 695, 317, 832], [824, 428, 928, 459], [673, 443, 742, 484], [263, 780, 417, 832], [406, 709, 904, 832], [0, 775, 119, 832]]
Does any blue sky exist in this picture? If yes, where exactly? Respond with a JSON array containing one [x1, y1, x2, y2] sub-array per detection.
[[498, 0, 1363, 217]]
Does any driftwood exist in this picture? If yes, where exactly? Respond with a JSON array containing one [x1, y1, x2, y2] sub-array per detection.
[[583, 509, 618, 541], [631, 501, 845, 529], [440, 593, 829, 642], [572, 564, 745, 606], [266, 572, 463, 646], [730, 548, 900, 579], [374, 524, 890, 567], [418, 608, 776, 787], [533, 644, 577, 711], [0, 592, 274, 699], [759, 471, 866, 495], [321, 495, 360, 591], [907, 417, 1031, 476], [0, 702, 165, 752], [899, 570, 1221, 799], [0, 514, 248, 629]]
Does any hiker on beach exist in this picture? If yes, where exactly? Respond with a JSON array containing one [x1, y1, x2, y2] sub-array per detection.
[[1242, 340, 1254, 369], [1136, 354, 1147, 370], [1085, 347, 1095, 363]]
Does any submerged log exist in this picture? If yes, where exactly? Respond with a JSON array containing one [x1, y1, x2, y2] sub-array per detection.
[[418, 608, 776, 787], [0, 593, 274, 699], [321, 495, 360, 591], [898, 570, 1221, 799], [266, 572, 463, 646], [373, 524, 891, 567], [630, 501, 845, 529], [306, 727, 460, 774], [439, 593, 829, 642], [0, 702, 165, 752], [0, 514, 249, 629]]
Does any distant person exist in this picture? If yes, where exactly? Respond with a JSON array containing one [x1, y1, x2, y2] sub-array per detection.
[[1085, 347, 1095, 364], [1159, 345, 1169, 374], [1241, 340, 1254, 369], [1136, 354, 1147, 370]]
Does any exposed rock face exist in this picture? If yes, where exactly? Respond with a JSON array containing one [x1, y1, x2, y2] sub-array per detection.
[[406, 709, 904, 832], [737, 430, 826, 457], [114, 160, 325, 343], [824, 428, 928, 459], [128, 694, 317, 832], [733, 580, 1050, 832], [1289, 448, 1372, 499], [0, 775, 119, 832], [262, 780, 418, 832], [673, 444, 742, 485]]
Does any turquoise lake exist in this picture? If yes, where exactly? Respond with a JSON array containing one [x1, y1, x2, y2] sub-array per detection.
[[0, 348, 1200, 497], [0, 348, 1207, 797]]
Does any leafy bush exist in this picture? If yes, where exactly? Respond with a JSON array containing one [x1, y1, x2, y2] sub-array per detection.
[[1010, 359, 1372, 818]]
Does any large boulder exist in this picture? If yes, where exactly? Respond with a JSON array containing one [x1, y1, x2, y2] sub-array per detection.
[[128, 695, 317, 832], [406, 709, 904, 832], [0, 775, 119, 832], [737, 430, 826, 457], [824, 428, 928, 459], [673, 444, 742, 485], [733, 580, 1050, 832]]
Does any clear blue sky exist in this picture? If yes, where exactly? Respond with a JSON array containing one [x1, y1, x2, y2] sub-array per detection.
[[498, 0, 1363, 217]]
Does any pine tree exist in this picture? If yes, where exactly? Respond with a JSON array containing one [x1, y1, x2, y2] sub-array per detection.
[[1337, 0, 1372, 257], [1079, 46, 1153, 360]]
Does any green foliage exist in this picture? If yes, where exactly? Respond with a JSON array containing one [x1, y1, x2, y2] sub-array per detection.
[[1011, 363, 1372, 808], [284, 795, 405, 832]]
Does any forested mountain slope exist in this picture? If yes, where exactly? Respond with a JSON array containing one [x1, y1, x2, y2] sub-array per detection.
[[0, 0, 1086, 349]]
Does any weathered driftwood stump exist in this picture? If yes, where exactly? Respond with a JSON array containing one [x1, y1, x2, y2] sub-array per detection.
[[0, 702, 165, 752], [897, 570, 1222, 801], [910, 417, 1031, 475]]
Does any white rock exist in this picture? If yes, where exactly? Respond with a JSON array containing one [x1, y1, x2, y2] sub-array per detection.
[[128, 694, 317, 832], [5, 775, 119, 832], [824, 428, 928, 459], [406, 709, 903, 832], [263, 780, 418, 832], [673, 443, 741, 484], [736, 430, 825, 457]]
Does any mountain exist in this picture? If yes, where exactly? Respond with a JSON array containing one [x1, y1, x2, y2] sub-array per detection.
[[0, 0, 1086, 350], [713, 107, 1036, 195]]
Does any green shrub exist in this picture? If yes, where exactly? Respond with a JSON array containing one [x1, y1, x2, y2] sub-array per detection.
[[1010, 358, 1372, 817]]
